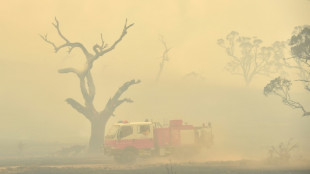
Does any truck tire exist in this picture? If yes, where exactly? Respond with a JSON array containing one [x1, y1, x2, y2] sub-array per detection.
[[114, 149, 137, 164]]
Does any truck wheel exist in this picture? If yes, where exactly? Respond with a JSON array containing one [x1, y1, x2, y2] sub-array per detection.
[[114, 154, 123, 163], [114, 149, 137, 164], [123, 149, 137, 163]]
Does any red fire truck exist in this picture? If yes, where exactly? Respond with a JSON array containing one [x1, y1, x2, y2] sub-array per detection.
[[104, 120, 213, 163]]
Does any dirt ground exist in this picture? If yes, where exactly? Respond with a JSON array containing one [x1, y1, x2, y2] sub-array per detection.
[[1, 156, 310, 174]]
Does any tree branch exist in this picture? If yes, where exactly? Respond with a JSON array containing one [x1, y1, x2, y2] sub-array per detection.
[[303, 112, 310, 116], [66, 98, 91, 121], [156, 35, 171, 82], [100, 79, 140, 117], [264, 77, 310, 117], [92, 33, 108, 54], [92, 19, 134, 61], [80, 76, 91, 102], [295, 79, 310, 82], [41, 17, 92, 58], [52, 17, 69, 43], [40, 34, 58, 51], [58, 67, 81, 77], [86, 71, 96, 101]]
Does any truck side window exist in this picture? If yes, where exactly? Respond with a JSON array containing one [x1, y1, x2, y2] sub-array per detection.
[[119, 126, 133, 139], [139, 125, 150, 135]]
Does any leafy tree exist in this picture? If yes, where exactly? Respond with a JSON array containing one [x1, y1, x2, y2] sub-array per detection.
[[41, 18, 139, 152], [288, 26, 310, 91], [264, 77, 310, 116], [218, 31, 285, 85], [264, 26, 310, 117]]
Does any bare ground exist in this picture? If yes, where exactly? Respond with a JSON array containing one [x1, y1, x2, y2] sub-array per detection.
[[1, 156, 309, 174]]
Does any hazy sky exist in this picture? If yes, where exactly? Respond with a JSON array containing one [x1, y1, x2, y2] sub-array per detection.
[[0, 0, 310, 159]]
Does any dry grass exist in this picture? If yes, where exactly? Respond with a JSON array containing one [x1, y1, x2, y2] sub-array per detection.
[[0, 156, 310, 174]]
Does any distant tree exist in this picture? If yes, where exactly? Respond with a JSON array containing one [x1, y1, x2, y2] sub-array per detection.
[[218, 31, 285, 85], [264, 26, 310, 117], [156, 35, 171, 82], [41, 18, 139, 152], [183, 71, 205, 80]]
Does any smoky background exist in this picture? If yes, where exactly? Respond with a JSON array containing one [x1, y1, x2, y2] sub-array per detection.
[[0, 0, 309, 163]]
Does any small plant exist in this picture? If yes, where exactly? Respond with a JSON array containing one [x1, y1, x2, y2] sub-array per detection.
[[165, 160, 176, 174], [267, 139, 298, 164], [54, 145, 86, 156], [17, 141, 25, 155]]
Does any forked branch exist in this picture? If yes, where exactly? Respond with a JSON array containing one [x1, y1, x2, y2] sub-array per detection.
[[41, 17, 92, 58], [100, 79, 141, 117], [66, 98, 92, 121], [92, 19, 134, 61]]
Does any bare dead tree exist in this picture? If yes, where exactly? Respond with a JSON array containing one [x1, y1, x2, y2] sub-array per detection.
[[156, 35, 171, 82], [41, 17, 139, 152], [264, 77, 310, 116], [218, 31, 284, 85]]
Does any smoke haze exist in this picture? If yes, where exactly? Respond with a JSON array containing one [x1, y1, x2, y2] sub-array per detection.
[[0, 0, 310, 163]]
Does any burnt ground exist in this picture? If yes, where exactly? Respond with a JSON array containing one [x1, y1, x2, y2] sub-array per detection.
[[0, 156, 309, 174]]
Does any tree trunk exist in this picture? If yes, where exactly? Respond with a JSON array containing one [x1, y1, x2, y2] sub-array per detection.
[[88, 116, 108, 153]]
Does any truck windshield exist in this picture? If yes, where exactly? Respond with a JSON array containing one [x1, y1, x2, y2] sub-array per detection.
[[105, 125, 119, 139], [119, 126, 133, 139]]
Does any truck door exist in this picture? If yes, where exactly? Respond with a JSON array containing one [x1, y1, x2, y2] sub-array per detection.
[[116, 125, 134, 148]]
